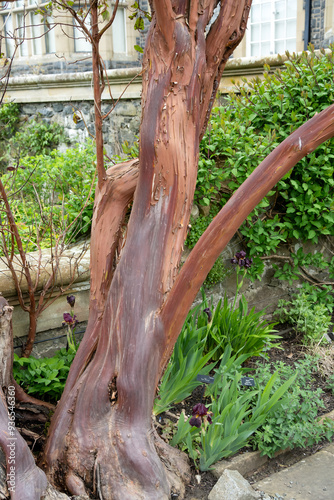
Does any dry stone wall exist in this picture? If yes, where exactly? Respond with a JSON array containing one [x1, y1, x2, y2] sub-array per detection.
[[20, 98, 141, 157]]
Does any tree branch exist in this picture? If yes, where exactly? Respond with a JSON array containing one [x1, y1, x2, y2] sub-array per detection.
[[160, 102, 334, 371], [153, 0, 175, 49], [199, 0, 252, 137], [98, 0, 119, 39]]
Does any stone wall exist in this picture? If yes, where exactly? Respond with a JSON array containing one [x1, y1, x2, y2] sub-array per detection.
[[9, 58, 141, 78], [20, 98, 141, 157], [310, 0, 326, 48]]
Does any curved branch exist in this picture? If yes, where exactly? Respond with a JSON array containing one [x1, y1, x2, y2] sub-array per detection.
[[99, 0, 119, 39], [161, 103, 334, 370], [89, 158, 139, 314]]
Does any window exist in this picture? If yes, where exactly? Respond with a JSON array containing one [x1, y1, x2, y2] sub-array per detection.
[[30, 11, 42, 55], [73, 12, 91, 52], [248, 0, 297, 57], [17, 12, 28, 56], [2, 13, 15, 57], [44, 16, 55, 54], [0, 0, 56, 57], [112, 7, 126, 54]]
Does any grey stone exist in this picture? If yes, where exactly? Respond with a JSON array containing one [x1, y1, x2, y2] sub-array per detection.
[[115, 102, 138, 117], [208, 470, 261, 500], [39, 107, 54, 118], [53, 103, 64, 113], [199, 204, 210, 216], [63, 105, 74, 115], [213, 451, 268, 480], [21, 104, 37, 114], [75, 120, 85, 129], [191, 204, 199, 220]]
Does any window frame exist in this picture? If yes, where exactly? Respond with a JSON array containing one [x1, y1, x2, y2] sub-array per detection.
[[0, 0, 56, 58], [246, 0, 297, 58]]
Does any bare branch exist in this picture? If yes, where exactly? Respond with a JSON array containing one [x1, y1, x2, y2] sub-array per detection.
[[199, 0, 252, 137], [99, 0, 119, 39]]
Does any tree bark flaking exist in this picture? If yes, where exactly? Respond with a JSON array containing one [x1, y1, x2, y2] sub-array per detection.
[[24, 2, 334, 499]]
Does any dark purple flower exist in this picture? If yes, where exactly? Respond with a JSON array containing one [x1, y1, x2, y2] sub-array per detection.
[[189, 416, 202, 428], [189, 403, 213, 428], [192, 403, 208, 417], [203, 308, 212, 323], [231, 250, 253, 269], [62, 312, 78, 329], [67, 295, 76, 308]]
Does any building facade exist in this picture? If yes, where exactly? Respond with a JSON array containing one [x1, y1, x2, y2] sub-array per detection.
[[230, 0, 333, 59], [0, 0, 146, 76], [1, 1, 333, 77]]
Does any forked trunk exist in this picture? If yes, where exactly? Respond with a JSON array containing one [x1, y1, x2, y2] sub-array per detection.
[[42, 3, 252, 498], [16, 1, 334, 499]]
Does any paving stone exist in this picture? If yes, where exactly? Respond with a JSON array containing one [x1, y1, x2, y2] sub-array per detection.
[[254, 447, 334, 500]]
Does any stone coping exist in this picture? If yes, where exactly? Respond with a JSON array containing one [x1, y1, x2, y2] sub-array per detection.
[[0, 242, 90, 298], [6, 49, 331, 102]]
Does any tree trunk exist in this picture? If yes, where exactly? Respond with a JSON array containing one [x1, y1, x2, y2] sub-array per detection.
[[43, 3, 252, 498], [2, 2, 333, 499]]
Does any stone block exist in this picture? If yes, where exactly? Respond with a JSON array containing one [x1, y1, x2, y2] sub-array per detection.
[[208, 470, 261, 500], [52, 103, 64, 113], [212, 451, 268, 479], [191, 204, 200, 220], [21, 104, 37, 115], [39, 107, 54, 118]]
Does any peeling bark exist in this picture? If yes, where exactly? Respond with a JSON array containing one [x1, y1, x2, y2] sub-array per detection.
[[42, 3, 252, 498], [14, 2, 332, 500]]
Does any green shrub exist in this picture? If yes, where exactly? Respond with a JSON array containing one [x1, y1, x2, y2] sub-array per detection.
[[248, 356, 334, 456], [275, 287, 332, 345], [1, 142, 96, 251], [10, 119, 65, 157], [0, 102, 20, 141], [188, 47, 334, 267], [13, 348, 76, 402]]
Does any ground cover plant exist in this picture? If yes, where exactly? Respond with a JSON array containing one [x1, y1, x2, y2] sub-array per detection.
[[275, 287, 333, 345], [13, 348, 76, 403], [248, 356, 334, 457]]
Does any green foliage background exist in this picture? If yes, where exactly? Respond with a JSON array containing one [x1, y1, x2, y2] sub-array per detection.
[[188, 48, 334, 267]]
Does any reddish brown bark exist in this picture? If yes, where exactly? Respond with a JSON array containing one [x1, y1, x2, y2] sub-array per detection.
[[43, 3, 252, 498], [35, 2, 334, 500]]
